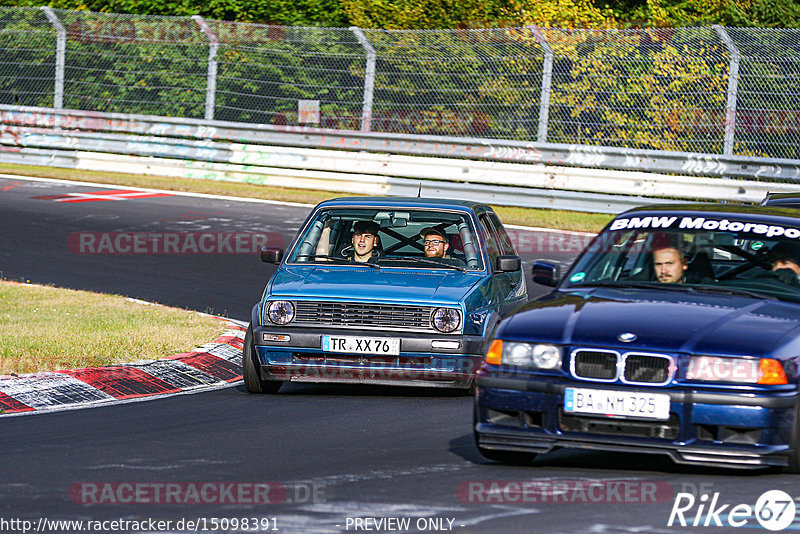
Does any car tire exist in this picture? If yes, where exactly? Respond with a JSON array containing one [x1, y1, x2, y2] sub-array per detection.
[[243, 325, 282, 394], [785, 401, 800, 474]]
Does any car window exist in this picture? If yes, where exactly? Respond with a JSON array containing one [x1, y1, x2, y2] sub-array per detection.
[[288, 207, 485, 270], [562, 214, 800, 302], [486, 212, 517, 255], [479, 214, 501, 267]]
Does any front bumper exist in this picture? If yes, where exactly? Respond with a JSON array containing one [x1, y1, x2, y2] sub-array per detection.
[[253, 325, 486, 388], [475, 374, 798, 469]]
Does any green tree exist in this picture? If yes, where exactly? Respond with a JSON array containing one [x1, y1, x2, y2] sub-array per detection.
[[0, 0, 349, 26]]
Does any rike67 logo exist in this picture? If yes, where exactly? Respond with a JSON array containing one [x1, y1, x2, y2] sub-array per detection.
[[668, 490, 797, 531]]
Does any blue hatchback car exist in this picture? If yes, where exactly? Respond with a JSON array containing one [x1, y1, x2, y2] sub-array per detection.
[[244, 197, 527, 393], [475, 204, 800, 471]]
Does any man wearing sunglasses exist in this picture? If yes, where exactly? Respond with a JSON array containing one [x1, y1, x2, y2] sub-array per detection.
[[420, 227, 450, 258]]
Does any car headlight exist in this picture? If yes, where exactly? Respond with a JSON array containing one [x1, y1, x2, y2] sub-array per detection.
[[686, 356, 787, 385], [264, 300, 295, 325], [531, 344, 562, 369], [431, 307, 461, 333], [485, 340, 561, 370]]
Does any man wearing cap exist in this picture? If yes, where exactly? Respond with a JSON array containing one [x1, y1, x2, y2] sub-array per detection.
[[766, 241, 800, 286], [421, 227, 449, 259], [770, 241, 800, 276], [349, 220, 380, 263], [750, 240, 800, 286]]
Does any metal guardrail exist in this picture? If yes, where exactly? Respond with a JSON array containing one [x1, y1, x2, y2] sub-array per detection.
[[3, 105, 800, 181], [2, 106, 800, 213]]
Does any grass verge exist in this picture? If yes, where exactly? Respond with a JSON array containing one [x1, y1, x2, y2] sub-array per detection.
[[0, 281, 227, 375], [0, 163, 612, 233]]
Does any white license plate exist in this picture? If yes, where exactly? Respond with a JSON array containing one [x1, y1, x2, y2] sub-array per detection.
[[322, 335, 400, 356], [564, 387, 670, 420]]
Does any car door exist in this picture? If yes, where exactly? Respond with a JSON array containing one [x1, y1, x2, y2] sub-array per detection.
[[478, 211, 525, 316]]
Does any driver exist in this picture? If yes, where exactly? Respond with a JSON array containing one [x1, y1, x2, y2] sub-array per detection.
[[348, 220, 381, 263], [653, 245, 687, 283]]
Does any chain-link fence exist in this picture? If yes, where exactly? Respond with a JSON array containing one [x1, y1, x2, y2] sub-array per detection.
[[2, 7, 800, 160]]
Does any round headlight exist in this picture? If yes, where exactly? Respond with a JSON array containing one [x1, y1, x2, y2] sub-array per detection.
[[266, 300, 295, 325], [504, 342, 533, 366], [431, 307, 461, 333], [532, 344, 561, 370]]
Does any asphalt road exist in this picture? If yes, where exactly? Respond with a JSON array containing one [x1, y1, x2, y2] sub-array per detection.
[[1, 176, 799, 534]]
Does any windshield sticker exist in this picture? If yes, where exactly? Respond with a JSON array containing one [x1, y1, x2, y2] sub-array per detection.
[[570, 272, 586, 283], [610, 216, 800, 239]]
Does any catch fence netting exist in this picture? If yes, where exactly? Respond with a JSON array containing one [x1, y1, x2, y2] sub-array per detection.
[[2, 7, 799, 159]]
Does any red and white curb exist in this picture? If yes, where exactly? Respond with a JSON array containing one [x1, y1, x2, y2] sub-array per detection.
[[0, 319, 246, 416]]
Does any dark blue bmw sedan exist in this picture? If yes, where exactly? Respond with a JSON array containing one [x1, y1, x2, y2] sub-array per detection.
[[475, 204, 800, 472]]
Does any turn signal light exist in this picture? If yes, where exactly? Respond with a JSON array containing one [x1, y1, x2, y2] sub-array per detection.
[[485, 339, 503, 365], [758, 359, 788, 385]]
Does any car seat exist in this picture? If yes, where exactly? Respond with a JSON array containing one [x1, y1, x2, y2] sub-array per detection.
[[685, 249, 715, 283]]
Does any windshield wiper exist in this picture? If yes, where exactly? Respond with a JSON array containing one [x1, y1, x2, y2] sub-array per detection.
[[691, 284, 776, 300], [580, 281, 776, 300], [381, 256, 466, 272], [295, 254, 381, 270], [579, 281, 685, 291]]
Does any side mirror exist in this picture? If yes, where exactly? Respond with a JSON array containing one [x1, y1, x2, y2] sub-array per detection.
[[261, 246, 284, 264], [532, 260, 560, 287], [495, 255, 521, 272]]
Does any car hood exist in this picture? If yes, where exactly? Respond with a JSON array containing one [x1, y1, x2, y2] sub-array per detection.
[[501, 287, 800, 357], [268, 265, 483, 305]]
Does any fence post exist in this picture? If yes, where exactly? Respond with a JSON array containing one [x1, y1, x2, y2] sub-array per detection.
[[192, 15, 218, 121], [40, 6, 65, 110], [350, 27, 376, 133], [713, 25, 740, 156], [528, 26, 553, 144]]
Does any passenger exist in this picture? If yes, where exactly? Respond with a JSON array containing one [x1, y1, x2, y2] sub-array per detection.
[[761, 241, 800, 285], [769, 241, 800, 276], [420, 227, 449, 258], [653, 245, 687, 283], [349, 220, 381, 263]]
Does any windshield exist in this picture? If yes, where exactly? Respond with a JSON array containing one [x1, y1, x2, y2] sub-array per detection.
[[288, 207, 484, 270], [562, 213, 800, 302]]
